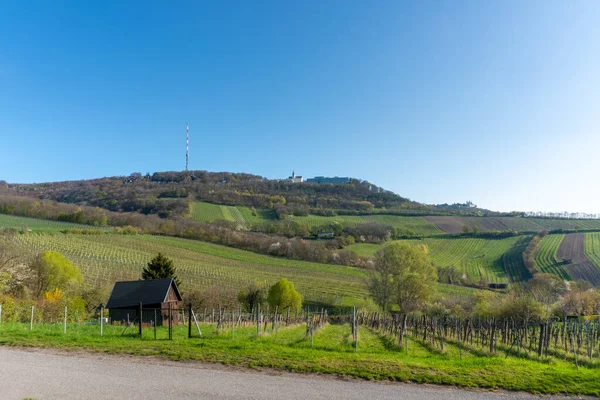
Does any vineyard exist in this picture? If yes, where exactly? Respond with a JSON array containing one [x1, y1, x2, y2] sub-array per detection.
[[4, 232, 369, 305], [534, 234, 570, 279], [585, 233, 600, 273], [425, 216, 600, 234], [347, 236, 527, 283], [0, 214, 106, 232], [1, 310, 599, 395]]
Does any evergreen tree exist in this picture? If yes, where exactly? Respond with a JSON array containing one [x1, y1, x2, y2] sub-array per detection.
[[142, 253, 181, 287]]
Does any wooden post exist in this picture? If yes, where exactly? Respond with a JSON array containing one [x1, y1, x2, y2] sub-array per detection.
[[100, 307, 104, 337], [231, 310, 235, 340], [0, 304, 3, 324], [188, 303, 192, 338], [154, 309, 157, 340], [30, 305, 34, 330], [168, 303, 172, 340], [138, 303, 143, 338], [63, 306, 67, 334], [354, 306, 358, 351], [192, 309, 202, 337], [257, 303, 261, 336]]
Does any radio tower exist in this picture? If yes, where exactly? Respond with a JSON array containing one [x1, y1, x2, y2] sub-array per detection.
[[185, 122, 189, 172]]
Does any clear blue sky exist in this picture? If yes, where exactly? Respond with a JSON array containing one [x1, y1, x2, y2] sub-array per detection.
[[1, 1, 599, 213]]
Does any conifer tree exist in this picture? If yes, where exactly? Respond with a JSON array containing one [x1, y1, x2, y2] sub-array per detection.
[[142, 252, 181, 287]]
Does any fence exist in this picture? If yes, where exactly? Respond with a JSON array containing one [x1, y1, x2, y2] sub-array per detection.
[[0, 302, 328, 342], [1, 302, 598, 367]]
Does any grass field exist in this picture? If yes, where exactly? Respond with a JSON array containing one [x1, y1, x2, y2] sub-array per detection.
[[191, 202, 270, 225], [346, 236, 527, 283], [290, 214, 443, 236], [0, 214, 106, 232], [0, 322, 598, 396]]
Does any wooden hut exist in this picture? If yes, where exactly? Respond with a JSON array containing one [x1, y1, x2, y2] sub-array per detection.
[[105, 278, 182, 325]]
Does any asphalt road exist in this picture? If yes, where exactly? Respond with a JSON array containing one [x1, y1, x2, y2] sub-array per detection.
[[0, 347, 559, 400]]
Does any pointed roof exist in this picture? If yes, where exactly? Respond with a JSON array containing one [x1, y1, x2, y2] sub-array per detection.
[[105, 278, 182, 309]]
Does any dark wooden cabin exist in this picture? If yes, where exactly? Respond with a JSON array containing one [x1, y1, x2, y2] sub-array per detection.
[[106, 278, 182, 325]]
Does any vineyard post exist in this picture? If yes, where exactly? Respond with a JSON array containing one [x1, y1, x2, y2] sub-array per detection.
[[571, 334, 579, 369], [457, 320, 462, 361], [353, 306, 358, 352], [30, 305, 34, 330], [168, 303, 172, 340], [63, 305, 67, 334], [274, 310, 279, 343], [0, 304, 3, 324], [138, 303, 143, 338], [188, 303, 192, 339], [192, 309, 202, 337], [100, 307, 104, 337], [257, 303, 261, 336], [231, 310, 235, 340]]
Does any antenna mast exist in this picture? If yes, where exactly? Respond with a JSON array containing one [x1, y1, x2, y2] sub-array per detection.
[[185, 122, 189, 171]]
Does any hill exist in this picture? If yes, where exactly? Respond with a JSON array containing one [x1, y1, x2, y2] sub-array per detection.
[[3, 170, 600, 287]]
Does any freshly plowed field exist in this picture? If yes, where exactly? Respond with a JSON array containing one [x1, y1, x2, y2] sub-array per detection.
[[556, 233, 600, 285]]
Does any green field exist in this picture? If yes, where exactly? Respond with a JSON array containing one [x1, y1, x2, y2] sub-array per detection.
[[5, 232, 368, 305], [585, 232, 600, 272], [426, 216, 600, 234], [347, 236, 527, 283], [291, 214, 442, 236], [0, 322, 598, 396], [191, 202, 267, 224], [0, 214, 107, 232], [534, 234, 570, 279], [192, 202, 443, 236], [2, 231, 476, 305]]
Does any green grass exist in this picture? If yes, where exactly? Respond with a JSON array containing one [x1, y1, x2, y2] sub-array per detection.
[[346, 236, 528, 283], [4, 232, 368, 306], [534, 234, 570, 279], [584, 232, 600, 273], [0, 322, 598, 396], [0, 214, 107, 232], [191, 202, 271, 225], [291, 214, 442, 236]]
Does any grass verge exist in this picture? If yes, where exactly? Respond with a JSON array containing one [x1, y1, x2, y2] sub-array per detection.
[[0, 323, 598, 396]]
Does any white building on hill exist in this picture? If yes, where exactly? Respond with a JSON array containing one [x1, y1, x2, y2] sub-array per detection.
[[287, 171, 304, 183]]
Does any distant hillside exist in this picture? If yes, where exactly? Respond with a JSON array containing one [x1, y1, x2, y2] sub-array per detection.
[[1, 170, 428, 218], [4, 170, 600, 288]]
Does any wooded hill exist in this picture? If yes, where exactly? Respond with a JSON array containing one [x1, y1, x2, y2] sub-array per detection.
[[2, 170, 600, 288], [0, 170, 498, 219]]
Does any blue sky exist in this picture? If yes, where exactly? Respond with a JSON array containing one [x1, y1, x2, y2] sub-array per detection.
[[1, 1, 599, 213]]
